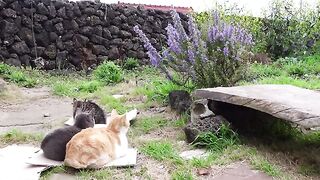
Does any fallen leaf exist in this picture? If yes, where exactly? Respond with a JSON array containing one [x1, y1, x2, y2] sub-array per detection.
[[197, 168, 210, 176]]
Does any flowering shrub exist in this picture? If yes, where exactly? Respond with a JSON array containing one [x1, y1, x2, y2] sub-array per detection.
[[134, 10, 253, 88]]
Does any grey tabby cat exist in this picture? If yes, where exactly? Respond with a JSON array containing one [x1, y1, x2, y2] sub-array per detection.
[[183, 115, 229, 143], [73, 98, 106, 124]]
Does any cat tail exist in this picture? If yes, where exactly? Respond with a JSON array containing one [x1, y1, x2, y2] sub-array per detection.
[[64, 158, 87, 169]]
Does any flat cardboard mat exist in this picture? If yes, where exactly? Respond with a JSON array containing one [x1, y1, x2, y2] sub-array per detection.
[[0, 145, 137, 180], [26, 148, 137, 167]]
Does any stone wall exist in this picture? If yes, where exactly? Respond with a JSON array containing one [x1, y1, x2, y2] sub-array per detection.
[[0, 0, 188, 70]]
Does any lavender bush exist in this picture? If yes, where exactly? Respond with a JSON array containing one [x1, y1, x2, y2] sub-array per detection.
[[134, 10, 253, 88]]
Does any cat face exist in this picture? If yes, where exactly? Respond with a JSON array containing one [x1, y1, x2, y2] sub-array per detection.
[[107, 109, 130, 133], [74, 109, 95, 129]]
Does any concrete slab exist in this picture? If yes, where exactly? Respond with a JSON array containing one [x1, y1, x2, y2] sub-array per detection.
[[193, 85, 320, 129]]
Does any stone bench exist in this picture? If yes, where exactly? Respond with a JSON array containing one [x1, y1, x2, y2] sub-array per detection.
[[193, 84, 320, 130]]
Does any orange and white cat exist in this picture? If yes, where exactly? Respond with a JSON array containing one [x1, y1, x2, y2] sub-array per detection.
[[64, 109, 133, 169]]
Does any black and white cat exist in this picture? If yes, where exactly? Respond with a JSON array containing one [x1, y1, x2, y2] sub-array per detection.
[[40, 109, 95, 161]]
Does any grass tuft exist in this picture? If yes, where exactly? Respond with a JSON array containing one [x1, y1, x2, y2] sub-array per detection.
[[250, 156, 283, 177], [193, 123, 239, 152], [0, 129, 43, 144], [133, 116, 169, 133], [140, 141, 183, 165], [171, 169, 194, 180]]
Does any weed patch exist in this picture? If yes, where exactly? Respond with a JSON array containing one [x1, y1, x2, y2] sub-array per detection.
[[247, 55, 320, 89], [77, 168, 111, 179], [100, 95, 131, 114], [250, 156, 282, 177], [171, 169, 193, 180], [140, 141, 183, 165], [40, 166, 68, 180], [0, 129, 43, 144], [134, 116, 169, 133], [192, 124, 239, 152]]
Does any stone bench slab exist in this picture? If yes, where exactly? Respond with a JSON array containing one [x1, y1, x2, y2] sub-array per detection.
[[193, 85, 320, 129]]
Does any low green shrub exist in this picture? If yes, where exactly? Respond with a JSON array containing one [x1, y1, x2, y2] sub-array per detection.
[[123, 58, 139, 70], [78, 80, 101, 93], [93, 61, 123, 84]]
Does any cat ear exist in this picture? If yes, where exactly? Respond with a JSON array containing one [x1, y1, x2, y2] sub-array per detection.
[[126, 109, 138, 122], [110, 109, 118, 117], [73, 98, 77, 103]]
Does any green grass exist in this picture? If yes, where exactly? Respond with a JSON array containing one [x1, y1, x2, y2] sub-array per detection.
[[0, 129, 43, 144], [250, 156, 283, 177], [246, 54, 320, 89], [0, 63, 37, 88], [190, 154, 216, 168], [133, 78, 188, 103], [171, 169, 194, 180], [77, 169, 112, 179], [140, 141, 183, 165], [78, 80, 102, 93], [134, 116, 169, 133], [99, 94, 132, 114], [298, 164, 320, 176], [40, 166, 68, 180], [192, 123, 239, 152]]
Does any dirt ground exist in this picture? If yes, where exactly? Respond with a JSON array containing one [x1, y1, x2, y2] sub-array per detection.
[[0, 81, 72, 134]]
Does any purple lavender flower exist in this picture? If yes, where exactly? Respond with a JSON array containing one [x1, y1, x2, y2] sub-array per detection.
[[223, 46, 229, 56], [201, 54, 208, 62], [133, 26, 162, 66], [166, 24, 182, 54], [162, 49, 174, 61], [213, 11, 220, 25], [208, 26, 218, 42], [170, 10, 189, 42], [187, 46, 195, 63], [188, 15, 201, 49]]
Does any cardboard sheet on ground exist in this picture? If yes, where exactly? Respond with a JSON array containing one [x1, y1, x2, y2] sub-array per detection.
[[0, 144, 45, 180], [0, 145, 137, 179], [26, 148, 137, 167]]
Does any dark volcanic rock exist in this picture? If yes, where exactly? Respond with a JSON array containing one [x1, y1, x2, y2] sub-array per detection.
[[1, 8, 17, 18], [5, 57, 21, 67], [0, 1, 189, 70], [48, 5, 57, 18], [36, 31, 50, 47], [109, 25, 120, 35], [0, 20, 18, 35], [108, 47, 120, 59], [54, 22, 64, 34], [120, 30, 132, 38], [18, 28, 34, 47], [10, 41, 30, 55], [92, 45, 108, 56], [37, 3, 49, 15], [20, 54, 31, 66], [44, 44, 57, 59], [73, 34, 89, 47]]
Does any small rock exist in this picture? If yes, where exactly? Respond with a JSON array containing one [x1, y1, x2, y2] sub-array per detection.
[[197, 168, 210, 176], [112, 94, 124, 99], [43, 113, 50, 117], [179, 149, 209, 160]]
